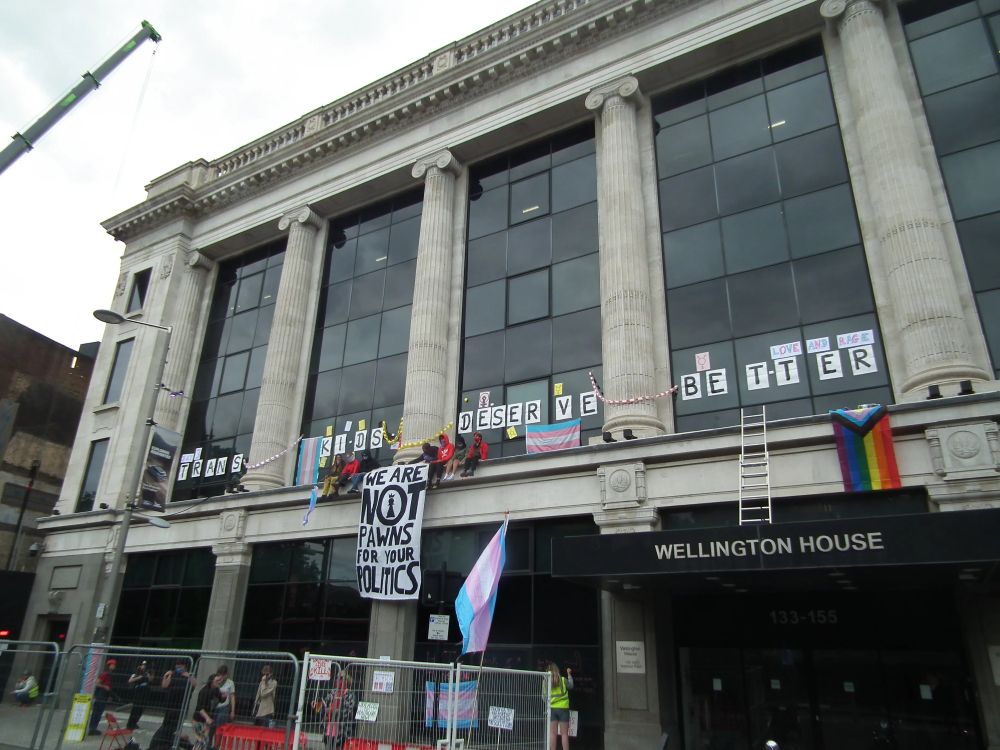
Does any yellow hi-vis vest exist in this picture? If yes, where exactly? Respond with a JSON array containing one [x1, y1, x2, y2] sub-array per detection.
[[28, 679, 39, 699], [551, 677, 569, 709]]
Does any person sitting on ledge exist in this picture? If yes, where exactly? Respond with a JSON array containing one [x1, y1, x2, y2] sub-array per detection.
[[429, 433, 453, 488], [460, 432, 488, 478], [337, 453, 361, 492], [444, 434, 466, 481], [349, 450, 380, 494], [321, 454, 345, 498]]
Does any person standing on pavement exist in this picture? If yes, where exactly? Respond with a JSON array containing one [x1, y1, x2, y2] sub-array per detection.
[[213, 664, 236, 736], [253, 664, 278, 727], [126, 660, 150, 729], [149, 661, 195, 750], [88, 658, 117, 735]]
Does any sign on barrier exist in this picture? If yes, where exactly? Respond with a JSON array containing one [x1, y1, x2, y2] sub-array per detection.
[[295, 653, 549, 750], [64, 693, 92, 742]]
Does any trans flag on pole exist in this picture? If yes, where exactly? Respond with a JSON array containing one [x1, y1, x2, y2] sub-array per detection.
[[455, 517, 508, 655]]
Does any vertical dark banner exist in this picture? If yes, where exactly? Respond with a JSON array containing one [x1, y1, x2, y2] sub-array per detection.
[[140, 426, 181, 511]]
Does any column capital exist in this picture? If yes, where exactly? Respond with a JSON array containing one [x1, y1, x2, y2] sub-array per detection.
[[412, 149, 462, 180], [585, 76, 641, 112], [278, 205, 322, 232], [187, 249, 216, 271], [820, 0, 882, 27]]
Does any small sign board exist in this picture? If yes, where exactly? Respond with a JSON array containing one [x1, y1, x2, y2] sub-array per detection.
[[488, 706, 514, 730], [308, 659, 332, 681], [569, 710, 579, 737], [64, 693, 93, 742], [616, 640, 646, 674], [356, 701, 380, 722], [372, 670, 395, 694], [428, 614, 450, 641]]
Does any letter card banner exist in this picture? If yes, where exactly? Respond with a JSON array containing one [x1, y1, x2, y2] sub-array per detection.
[[356, 463, 429, 600]]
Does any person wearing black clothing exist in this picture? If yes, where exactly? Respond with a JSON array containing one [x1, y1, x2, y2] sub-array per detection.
[[349, 450, 380, 493], [149, 661, 194, 750], [126, 661, 150, 729], [193, 674, 223, 750]]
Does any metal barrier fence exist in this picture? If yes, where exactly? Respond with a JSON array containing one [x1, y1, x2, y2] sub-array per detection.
[[0, 640, 61, 750], [41, 645, 298, 750], [294, 654, 549, 750]]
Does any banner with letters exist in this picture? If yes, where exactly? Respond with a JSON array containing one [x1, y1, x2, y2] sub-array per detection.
[[357, 462, 429, 600]]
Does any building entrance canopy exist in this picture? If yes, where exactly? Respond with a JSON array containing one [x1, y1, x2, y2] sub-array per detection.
[[552, 508, 1000, 592]]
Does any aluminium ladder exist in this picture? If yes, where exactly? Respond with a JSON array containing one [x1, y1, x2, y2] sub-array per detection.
[[738, 406, 772, 525]]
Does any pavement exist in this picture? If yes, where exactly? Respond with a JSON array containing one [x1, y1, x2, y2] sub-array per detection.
[[0, 702, 168, 750]]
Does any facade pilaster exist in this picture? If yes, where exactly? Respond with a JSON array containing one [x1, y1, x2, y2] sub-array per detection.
[[594, 495, 664, 750], [822, 0, 991, 394], [397, 150, 463, 462], [586, 77, 666, 438], [157, 250, 215, 431], [244, 207, 324, 489], [203, 510, 251, 651]]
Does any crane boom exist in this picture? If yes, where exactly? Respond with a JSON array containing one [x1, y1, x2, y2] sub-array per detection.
[[0, 20, 161, 176]]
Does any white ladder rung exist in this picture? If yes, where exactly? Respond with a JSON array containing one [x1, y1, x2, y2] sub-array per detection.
[[739, 405, 772, 526]]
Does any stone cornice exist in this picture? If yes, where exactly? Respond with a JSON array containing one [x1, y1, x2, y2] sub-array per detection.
[[104, 0, 697, 243]]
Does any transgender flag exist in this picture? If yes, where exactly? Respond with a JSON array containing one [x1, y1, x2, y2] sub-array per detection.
[[455, 517, 508, 655], [526, 419, 581, 454], [295, 436, 323, 485]]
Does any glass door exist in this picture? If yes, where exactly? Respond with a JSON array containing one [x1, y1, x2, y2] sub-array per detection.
[[813, 650, 893, 748], [881, 651, 979, 750], [744, 649, 817, 750]]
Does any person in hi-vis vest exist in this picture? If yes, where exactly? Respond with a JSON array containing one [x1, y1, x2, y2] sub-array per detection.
[[548, 662, 574, 750]]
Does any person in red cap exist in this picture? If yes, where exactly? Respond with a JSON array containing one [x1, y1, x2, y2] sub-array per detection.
[[88, 657, 117, 735]]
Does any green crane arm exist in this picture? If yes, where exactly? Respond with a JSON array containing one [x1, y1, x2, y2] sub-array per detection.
[[0, 20, 161, 176]]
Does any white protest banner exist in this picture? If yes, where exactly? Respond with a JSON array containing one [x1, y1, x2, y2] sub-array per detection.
[[356, 462, 429, 600]]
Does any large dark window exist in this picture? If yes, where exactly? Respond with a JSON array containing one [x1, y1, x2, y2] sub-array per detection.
[[126, 268, 152, 314], [102, 338, 134, 404], [462, 125, 604, 455], [902, 0, 1000, 377], [113, 548, 215, 648], [175, 241, 284, 500], [654, 39, 891, 431], [415, 518, 603, 750], [301, 191, 421, 465], [75, 438, 109, 513], [240, 537, 370, 656]]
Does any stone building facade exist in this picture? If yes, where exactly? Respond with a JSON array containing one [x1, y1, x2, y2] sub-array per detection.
[[21, 0, 1000, 747]]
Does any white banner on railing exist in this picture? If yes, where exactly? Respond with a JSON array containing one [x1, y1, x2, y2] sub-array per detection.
[[356, 463, 429, 600]]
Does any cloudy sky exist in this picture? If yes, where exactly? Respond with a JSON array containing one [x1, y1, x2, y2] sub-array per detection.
[[0, 0, 530, 351]]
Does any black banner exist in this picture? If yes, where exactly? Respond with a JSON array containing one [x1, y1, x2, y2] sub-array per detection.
[[552, 508, 1000, 577]]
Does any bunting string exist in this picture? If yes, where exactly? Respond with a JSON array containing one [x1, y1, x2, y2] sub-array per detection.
[[588, 371, 678, 405], [244, 435, 303, 471], [379, 419, 404, 444], [397, 421, 455, 451]]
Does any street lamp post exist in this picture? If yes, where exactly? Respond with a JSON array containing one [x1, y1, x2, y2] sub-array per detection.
[[90, 309, 173, 644]]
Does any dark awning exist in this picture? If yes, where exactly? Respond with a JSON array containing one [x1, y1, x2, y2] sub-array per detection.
[[551, 508, 1000, 592]]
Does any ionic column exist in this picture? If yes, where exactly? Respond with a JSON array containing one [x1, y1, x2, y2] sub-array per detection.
[[396, 150, 462, 462], [244, 207, 323, 489], [822, 0, 990, 392], [157, 250, 215, 431], [586, 78, 666, 438]]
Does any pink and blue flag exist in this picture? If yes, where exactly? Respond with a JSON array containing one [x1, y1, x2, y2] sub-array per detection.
[[295, 436, 323, 485], [526, 419, 581, 453], [455, 517, 508, 655]]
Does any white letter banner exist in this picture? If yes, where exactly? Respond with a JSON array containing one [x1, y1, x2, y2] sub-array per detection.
[[356, 463, 429, 600]]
